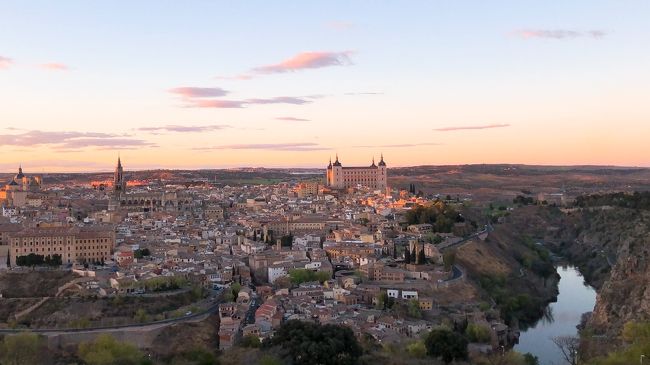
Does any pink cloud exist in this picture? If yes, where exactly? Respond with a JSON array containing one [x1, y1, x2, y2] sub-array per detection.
[[40, 62, 69, 71], [169, 87, 229, 98], [276, 117, 310, 122], [252, 51, 353, 74], [434, 123, 511, 132], [0, 130, 155, 150], [185, 96, 314, 108], [136, 124, 231, 133], [0, 56, 13, 69], [186, 99, 246, 108]]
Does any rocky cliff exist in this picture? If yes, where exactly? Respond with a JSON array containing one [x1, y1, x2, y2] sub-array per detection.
[[585, 209, 650, 335]]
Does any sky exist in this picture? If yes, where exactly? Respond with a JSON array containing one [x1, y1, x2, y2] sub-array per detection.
[[1, 1, 649, 172]]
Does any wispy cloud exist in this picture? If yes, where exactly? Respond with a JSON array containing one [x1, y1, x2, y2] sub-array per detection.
[[40, 62, 69, 71], [353, 142, 442, 148], [344, 92, 384, 96], [0, 159, 109, 171], [217, 51, 354, 79], [185, 96, 315, 109], [276, 117, 310, 122], [513, 29, 606, 40], [0, 130, 155, 150], [193, 143, 329, 151], [253, 51, 353, 74], [169, 87, 229, 98], [136, 124, 231, 133], [0, 56, 13, 69], [434, 123, 511, 132], [326, 21, 355, 31]]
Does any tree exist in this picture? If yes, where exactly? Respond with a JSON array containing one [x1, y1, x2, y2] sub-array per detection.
[[266, 320, 362, 365], [443, 249, 456, 271], [407, 299, 422, 318], [0, 332, 49, 365], [417, 245, 426, 265], [77, 334, 148, 365], [404, 247, 411, 264], [406, 341, 427, 358], [239, 334, 261, 348], [6, 254, 10, 268], [424, 328, 468, 364], [288, 269, 330, 285], [551, 335, 579, 365], [465, 323, 492, 343]]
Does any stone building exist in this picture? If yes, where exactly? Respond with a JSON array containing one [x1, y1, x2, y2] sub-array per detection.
[[8, 225, 115, 266], [108, 157, 194, 212], [325, 154, 387, 190]]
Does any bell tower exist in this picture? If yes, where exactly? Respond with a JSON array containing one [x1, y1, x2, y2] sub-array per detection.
[[114, 156, 126, 197]]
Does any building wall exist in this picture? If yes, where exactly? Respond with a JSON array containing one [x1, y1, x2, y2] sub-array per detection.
[[325, 157, 387, 190], [9, 226, 115, 266]]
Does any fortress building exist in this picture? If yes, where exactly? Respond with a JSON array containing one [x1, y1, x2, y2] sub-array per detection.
[[325, 155, 387, 190]]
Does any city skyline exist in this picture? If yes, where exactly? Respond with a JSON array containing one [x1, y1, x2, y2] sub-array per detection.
[[2, 1, 650, 172]]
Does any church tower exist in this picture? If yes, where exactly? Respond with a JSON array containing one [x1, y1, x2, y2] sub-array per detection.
[[114, 156, 126, 196]]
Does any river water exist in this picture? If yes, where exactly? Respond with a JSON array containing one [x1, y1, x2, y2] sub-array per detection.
[[514, 266, 597, 365]]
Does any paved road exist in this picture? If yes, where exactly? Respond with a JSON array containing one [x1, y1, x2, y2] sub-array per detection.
[[439, 223, 493, 252], [0, 295, 222, 335]]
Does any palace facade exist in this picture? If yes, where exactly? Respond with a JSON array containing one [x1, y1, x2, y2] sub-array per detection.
[[8, 225, 115, 266], [325, 155, 387, 190]]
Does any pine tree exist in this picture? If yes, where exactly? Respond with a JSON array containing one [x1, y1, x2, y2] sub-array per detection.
[[418, 245, 426, 265], [411, 245, 417, 262], [404, 247, 411, 263]]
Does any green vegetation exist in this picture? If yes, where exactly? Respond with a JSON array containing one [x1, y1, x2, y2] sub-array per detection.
[[0, 332, 49, 365], [374, 291, 394, 310], [405, 340, 427, 358], [134, 248, 151, 259], [465, 323, 492, 343], [69, 317, 92, 328], [223, 282, 241, 302], [478, 273, 544, 326], [424, 328, 468, 364], [474, 351, 540, 365], [405, 201, 465, 233], [586, 321, 650, 365], [77, 334, 151, 365], [575, 191, 650, 210], [513, 195, 536, 205], [167, 347, 218, 365], [239, 334, 261, 348], [443, 249, 456, 271], [264, 320, 362, 365], [407, 299, 423, 318], [132, 276, 188, 292], [16, 253, 62, 267], [288, 268, 331, 285]]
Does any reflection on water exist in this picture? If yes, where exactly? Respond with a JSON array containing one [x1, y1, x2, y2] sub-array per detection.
[[514, 266, 596, 365], [541, 305, 555, 325]]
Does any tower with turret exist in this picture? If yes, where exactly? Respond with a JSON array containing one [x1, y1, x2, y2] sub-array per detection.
[[325, 154, 387, 190], [113, 156, 126, 197]]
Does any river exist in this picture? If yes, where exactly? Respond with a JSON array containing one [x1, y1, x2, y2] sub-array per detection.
[[514, 266, 597, 365]]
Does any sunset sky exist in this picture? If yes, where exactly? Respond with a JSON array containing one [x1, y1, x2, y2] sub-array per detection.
[[1, 1, 649, 172]]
